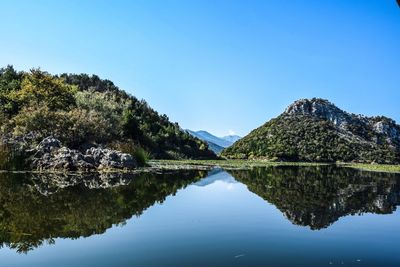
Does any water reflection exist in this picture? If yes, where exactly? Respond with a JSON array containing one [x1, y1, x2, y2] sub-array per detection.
[[0, 170, 208, 253], [229, 166, 400, 230], [1, 166, 400, 255], [194, 168, 237, 187]]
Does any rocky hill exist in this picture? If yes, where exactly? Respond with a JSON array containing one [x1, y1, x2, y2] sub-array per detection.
[[222, 98, 400, 163]]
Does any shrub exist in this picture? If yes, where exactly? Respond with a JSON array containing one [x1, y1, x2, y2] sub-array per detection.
[[132, 147, 150, 167], [110, 141, 150, 167], [5, 106, 114, 147], [7, 105, 69, 142], [75, 90, 131, 131]]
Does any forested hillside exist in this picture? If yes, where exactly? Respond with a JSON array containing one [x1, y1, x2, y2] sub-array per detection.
[[0, 65, 216, 160]]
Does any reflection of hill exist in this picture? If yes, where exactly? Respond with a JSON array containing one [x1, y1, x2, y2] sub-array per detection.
[[0, 170, 207, 253], [194, 168, 237, 187], [229, 166, 400, 230]]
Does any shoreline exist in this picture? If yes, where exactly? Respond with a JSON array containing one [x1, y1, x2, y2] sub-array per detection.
[[1, 160, 399, 174]]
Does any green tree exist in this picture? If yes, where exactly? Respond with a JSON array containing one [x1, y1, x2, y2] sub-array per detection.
[[13, 69, 77, 111], [0, 65, 22, 116]]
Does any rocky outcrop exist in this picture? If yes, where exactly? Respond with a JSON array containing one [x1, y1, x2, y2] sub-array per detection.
[[284, 98, 400, 143], [86, 147, 136, 169], [285, 98, 351, 130], [32, 137, 137, 171]]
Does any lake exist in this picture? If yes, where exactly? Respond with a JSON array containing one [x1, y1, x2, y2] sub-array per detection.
[[0, 166, 399, 266]]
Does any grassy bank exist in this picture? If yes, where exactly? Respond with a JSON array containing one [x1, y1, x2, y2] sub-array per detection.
[[342, 163, 400, 174], [150, 159, 400, 173]]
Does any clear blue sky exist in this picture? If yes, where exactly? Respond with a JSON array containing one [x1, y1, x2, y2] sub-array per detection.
[[1, 0, 399, 137]]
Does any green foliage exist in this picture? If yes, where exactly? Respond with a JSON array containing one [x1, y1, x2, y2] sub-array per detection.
[[75, 89, 130, 127], [4, 106, 113, 147], [121, 109, 143, 140], [5, 105, 69, 140]]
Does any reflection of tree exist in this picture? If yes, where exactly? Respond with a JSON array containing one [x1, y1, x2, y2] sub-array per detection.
[[229, 166, 400, 230], [0, 170, 207, 253]]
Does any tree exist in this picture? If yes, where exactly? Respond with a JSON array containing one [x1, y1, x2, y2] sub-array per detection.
[[0, 65, 22, 116], [14, 69, 77, 111]]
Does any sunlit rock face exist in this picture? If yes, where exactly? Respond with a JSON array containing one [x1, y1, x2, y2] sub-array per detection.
[[372, 118, 400, 144], [285, 98, 350, 130], [284, 98, 400, 144]]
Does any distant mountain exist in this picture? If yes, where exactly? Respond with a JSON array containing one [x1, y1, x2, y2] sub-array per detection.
[[222, 135, 241, 144], [187, 130, 231, 147], [206, 142, 225, 154], [187, 130, 241, 154], [222, 98, 400, 164]]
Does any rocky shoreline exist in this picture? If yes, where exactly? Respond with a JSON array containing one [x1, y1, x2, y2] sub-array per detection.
[[2, 136, 138, 171]]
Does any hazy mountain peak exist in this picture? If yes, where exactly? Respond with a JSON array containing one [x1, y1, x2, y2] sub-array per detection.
[[222, 135, 241, 143], [187, 130, 241, 154]]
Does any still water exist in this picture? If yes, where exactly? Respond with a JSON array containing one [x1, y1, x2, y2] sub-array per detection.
[[0, 166, 399, 266]]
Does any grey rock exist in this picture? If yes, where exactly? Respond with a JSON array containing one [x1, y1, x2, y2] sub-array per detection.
[[373, 119, 400, 141], [285, 98, 351, 130], [31, 137, 137, 171], [33, 146, 95, 171], [86, 147, 136, 169], [36, 137, 61, 153], [1, 132, 38, 153]]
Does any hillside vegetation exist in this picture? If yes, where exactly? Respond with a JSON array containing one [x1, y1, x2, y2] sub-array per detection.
[[0, 66, 216, 160], [222, 98, 400, 164]]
